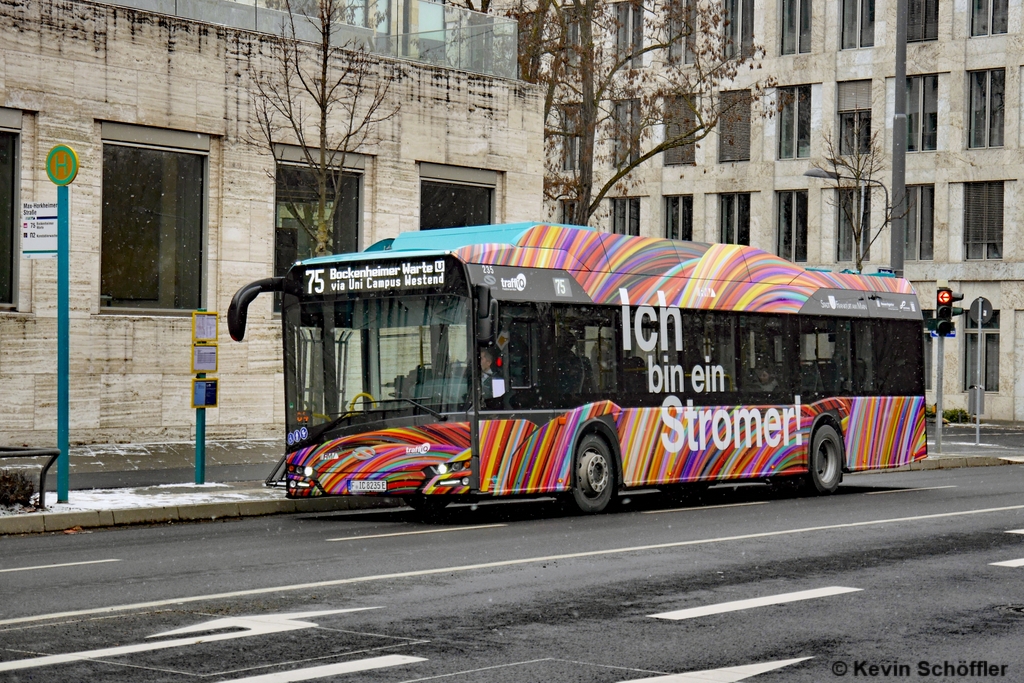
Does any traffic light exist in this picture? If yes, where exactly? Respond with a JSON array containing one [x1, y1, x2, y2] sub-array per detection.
[[935, 287, 964, 336]]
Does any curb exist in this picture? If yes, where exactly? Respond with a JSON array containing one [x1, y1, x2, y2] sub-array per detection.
[[849, 455, 1020, 476], [0, 495, 404, 536]]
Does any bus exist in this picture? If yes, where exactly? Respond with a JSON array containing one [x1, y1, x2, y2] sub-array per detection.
[[227, 222, 926, 515]]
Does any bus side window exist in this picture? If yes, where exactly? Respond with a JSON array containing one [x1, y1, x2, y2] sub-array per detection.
[[507, 319, 537, 390]]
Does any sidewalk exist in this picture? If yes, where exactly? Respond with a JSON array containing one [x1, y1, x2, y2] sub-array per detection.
[[1, 432, 1022, 536]]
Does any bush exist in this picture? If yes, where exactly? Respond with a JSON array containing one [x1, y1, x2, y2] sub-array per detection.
[[944, 408, 970, 424], [0, 469, 35, 508], [925, 404, 937, 419]]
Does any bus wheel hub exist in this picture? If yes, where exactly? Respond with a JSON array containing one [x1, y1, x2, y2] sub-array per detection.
[[579, 450, 608, 496]]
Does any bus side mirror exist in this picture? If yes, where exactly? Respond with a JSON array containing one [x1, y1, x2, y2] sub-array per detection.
[[475, 284, 497, 343], [227, 277, 286, 342]]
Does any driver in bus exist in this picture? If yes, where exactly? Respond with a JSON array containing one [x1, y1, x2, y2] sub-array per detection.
[[480, 345, 497, 400]]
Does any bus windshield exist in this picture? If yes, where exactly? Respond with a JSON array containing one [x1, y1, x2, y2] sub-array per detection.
[[283, 294, 471, 441]]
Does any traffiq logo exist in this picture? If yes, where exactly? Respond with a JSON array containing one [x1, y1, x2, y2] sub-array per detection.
[[501, 273, 527, 292]]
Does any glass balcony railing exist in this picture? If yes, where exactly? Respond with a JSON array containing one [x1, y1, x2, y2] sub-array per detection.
[[109, 0, 518, 79]]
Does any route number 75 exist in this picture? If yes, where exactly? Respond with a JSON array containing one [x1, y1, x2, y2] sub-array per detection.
[[306, 269, 325, 294]]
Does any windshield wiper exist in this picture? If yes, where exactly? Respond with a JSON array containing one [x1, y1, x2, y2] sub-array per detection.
[[377, 397, 449, 421]]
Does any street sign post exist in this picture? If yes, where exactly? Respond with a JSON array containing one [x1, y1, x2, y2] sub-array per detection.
[[46, 144, 79, 504]]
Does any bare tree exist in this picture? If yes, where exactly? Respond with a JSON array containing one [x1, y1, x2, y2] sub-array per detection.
[[813, 126, 900, 273], [249, 0, 401, 256], [499, 0, 775, 225]]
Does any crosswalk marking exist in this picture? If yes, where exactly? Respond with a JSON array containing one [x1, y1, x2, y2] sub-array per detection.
[[619, 657, 812, 682], [990, 558, 1024, 568], [642, 502, 769, 515], [326, 524, 505, 542], [0, 559, 121, 574], [214, 655, 426, 682], [865, 486, 956, 495], [649, 586, 862, 621]]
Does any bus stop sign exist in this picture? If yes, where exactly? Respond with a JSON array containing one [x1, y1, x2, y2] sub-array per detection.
[[46, 145, 79, 186], [969, 297, 993, 326]]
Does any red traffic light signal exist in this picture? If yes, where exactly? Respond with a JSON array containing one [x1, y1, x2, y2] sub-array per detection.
[[937, 287, 953, 320], [937, 289, 952, 306]]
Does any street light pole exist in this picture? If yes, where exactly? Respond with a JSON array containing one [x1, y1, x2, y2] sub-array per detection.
[[891, 0, 908, 277]]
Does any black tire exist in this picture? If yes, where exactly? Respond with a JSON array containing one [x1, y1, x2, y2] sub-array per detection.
[[571, 434, 617, 513], [806, 424, 843, 494], [404, 495, 450, 516]]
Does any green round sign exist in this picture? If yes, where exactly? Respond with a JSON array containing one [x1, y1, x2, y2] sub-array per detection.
[[46, 145, 79, 186]]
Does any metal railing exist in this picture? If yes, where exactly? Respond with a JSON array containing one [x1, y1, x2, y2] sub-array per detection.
[[107, 0, 518, 79], [0, 447, 61, 510]]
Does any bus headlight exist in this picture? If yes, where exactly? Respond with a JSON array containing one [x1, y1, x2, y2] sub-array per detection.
[[304, 466, 314, 477], [436, 463, 448, 475]]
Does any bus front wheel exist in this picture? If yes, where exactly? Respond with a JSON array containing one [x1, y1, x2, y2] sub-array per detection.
[[571, 434, 616, 513], [806, 424, 843, 494]]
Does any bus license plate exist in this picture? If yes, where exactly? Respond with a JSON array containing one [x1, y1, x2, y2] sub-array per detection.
[[350, 480, 387, 493]]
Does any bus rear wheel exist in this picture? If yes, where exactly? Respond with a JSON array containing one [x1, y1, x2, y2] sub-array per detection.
[[571, 434, 616, 513], [806, 424, 843, 494]]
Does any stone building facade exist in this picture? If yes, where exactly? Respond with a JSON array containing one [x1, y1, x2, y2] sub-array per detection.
[[560, 0, 1024, 422], [0, 0, 543, 445]]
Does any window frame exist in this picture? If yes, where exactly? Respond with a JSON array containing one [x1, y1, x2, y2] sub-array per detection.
[[665, 195, 694, 240], [719, 193, 751, 245], [778, 85, 812, 159], [615, 1, 644, 67], [907, 74, 938, 152], [776, 190, 808, 262], [780, 0, 811, 54], [836, 187, 871, 263], [724, 0, 755, 58], [663, 95, 697, 166], [0, 126, 17, 308], [963, 180, 1003, 260], [841, 0, 875, 48], [719, 90, 752, 162], [612, 197, 641, 235], [100, 141, 209, 312], [971, 0, 1008, 37], [908, 0, 938, 41], [613, 98, 642, 167], [968, 69, 1004, 149], [904, 184, 934, 261]]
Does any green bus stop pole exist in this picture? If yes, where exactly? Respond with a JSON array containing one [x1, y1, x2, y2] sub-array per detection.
[[57, 184, 69, 503]]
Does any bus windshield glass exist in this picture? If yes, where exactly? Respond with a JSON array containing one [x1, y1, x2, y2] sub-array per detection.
[[283, 294, 471, 440]]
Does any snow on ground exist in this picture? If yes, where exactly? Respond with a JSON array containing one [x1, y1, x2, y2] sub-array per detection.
[[0, 484, 285, 516]]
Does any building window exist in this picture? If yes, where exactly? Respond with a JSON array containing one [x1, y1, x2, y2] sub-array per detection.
[[908, 0, 938, 41], [964, 310, 999, 392], [968, 69, 1004, 148], [561, 105, 581, 172], [964, 181, 1002, 260], [971, 0, 1007, 36], [841, 0, 874, 48], [420, 181, 493, 230], [724, 0, 754, 58], [720, 193, 750, 245], [777, 190, 808, 262], [838, 80, 872, 155], [560, 200, 578, 224], [905, 185, 934, 261], [907, 75, 938, 152], [664, 96, 696, 165], [778, 85, 811, 159], [615, 2, 643, 67], [612, 197, 640, 235], [780, 0, 811, 54], [665, 195, 693, 240], [668, 0, 695, 63], [274, 165, 360, 309], [101, 144, 204, 309], [719, 90, 751, 162], [837, 188, 870, 263], [613, 99, 641, 167], [0, 131, 14, 305]]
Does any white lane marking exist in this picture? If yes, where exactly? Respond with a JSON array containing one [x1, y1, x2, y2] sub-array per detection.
[[1007, 529, 1024, 535], [0, 609, 377, 672], [619, 657, 813, 682], [5, 503, 1024, 627], [990, 558, 1024, 568], [865, 486, 957, 495], [326, 524, 506, 542], [642, 502, 769, 515], [214, 656, 426, 682], [0, 559, 121, 574], [649, 586, 862, 621]]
